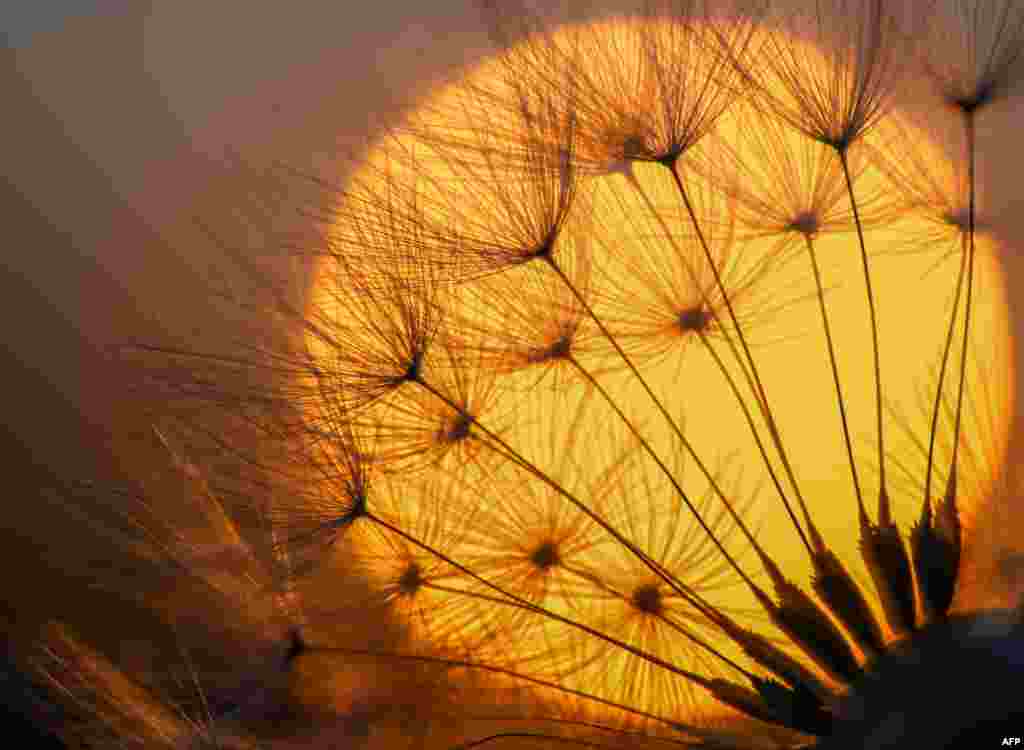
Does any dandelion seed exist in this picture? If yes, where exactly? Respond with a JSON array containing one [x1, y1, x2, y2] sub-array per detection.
[[696, 105, 898, 244], [448, 243, 603, 392], [867, 116, 976, 262], [472, 2, 764, 173], [334, 335, 511, 476], [265, 411, 378, 578], [304, 256, 446, 413], [452, 396, 624, 629], [589, 159, 813, 375], [743, 0, 902, 152], [910, 0, 1024, 115], [380, 71, 581, 282]]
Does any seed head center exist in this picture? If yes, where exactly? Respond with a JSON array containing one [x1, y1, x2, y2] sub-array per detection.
[[529, 334, 573, 364], [943, 208, 969, 231], [622, 134, 646, 161], [398, 562, 424, 596], [677, 306, 711, 333], [529, 541, 561, 570], [789, 210, 821, 236], [631, 583, 663, 615], [440, 411, 474, 444]]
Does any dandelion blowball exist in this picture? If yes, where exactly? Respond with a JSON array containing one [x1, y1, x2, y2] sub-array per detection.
[[297, 6, 1022, 745], [31, 2, 1024, 750]]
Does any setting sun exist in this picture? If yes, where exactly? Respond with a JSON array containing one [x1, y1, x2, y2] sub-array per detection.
[[11, 2, 1024, 749]]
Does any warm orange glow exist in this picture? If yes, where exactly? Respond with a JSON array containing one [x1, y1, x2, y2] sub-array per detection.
[[304, 18, 1015, 726]]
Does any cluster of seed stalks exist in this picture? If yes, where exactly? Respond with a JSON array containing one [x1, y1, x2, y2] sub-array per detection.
[[21, 1, 1024, 749]]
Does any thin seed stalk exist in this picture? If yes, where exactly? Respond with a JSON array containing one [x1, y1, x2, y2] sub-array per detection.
[[362, 510, 719, 691], [924, 234, 968, 503], [558, 561, 756, 679], [543, 255, 866, 684], [406, 373, 825, 701], [624, 170, 796, 520], [951, 114, 977, 471], [837, 146, 885, 503], [562, 354, 762, 595], [804, 233, 865, 516], [305, 646, 719, 739], [910, 115, 976, 623], [407, 375, 743, 622], [541, 255, 801, 580], [665, 162, 813, 551], [694, 328, 795, 525]]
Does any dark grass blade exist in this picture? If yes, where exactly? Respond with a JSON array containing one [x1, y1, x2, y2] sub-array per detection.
[[911, 469, 962, 620], [707, 679, 783, 732], [724, 623, 835, 704], [860, 517, 916, 635], [810, 547, 886, 656], [766, 578, 861, 683], [708, 677, 832, 738], [751, 677, 833, 737]]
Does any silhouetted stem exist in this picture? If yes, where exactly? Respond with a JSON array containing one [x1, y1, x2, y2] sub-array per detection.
[[364, 510, 715, 690], [624, 170, 796, 525], [695, 330, 795, 526], [952, 114, 977, 471], [425, 575, 752, 680], [553, 562, 757, 679], [311, 646, 715, 739], [542, 255, 800, 588], [408, 376, 753, 624], [665, 162, 813, 552], [838, 147, 884, 500], [924, 235, 967, 504], [804, 234, 865, 517], [563, 354, 763, 595]]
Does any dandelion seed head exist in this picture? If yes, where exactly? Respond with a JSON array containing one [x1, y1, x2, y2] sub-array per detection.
[[283, 12, 1017, 738], [744, 0, 903, 152], [37, 4, 1024, 749]]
